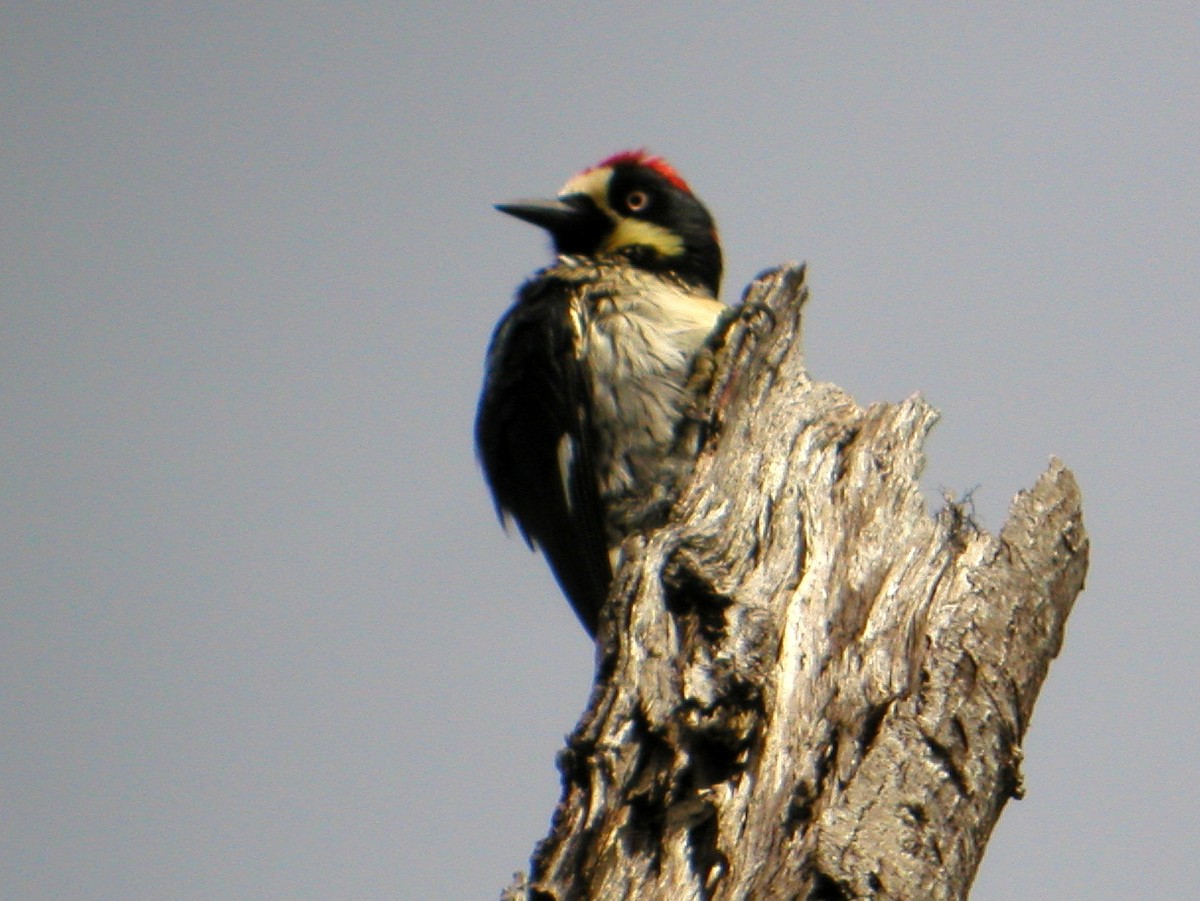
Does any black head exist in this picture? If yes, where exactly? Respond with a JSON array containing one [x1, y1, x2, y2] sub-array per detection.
[[497, 150, 723, 297]]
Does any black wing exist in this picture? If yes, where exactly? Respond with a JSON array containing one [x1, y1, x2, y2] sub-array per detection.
[[475, 272, 612, 635]]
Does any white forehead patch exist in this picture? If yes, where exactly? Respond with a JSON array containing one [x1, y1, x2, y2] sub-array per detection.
[[560, 166, 614, 211]]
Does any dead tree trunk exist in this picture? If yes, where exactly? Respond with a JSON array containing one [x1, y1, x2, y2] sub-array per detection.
[[502, 265, 1088, 901]]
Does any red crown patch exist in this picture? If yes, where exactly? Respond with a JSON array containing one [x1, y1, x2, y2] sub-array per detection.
[[585, 149, 692, 194]]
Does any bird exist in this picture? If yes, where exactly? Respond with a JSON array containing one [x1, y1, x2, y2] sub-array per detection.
[[476, 150, 727, 636]]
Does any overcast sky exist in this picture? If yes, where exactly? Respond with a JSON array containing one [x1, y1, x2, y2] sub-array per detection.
[[3, 4, 1198, 899]]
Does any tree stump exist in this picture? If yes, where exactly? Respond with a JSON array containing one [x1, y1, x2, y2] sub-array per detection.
[[502, 264, 1088, 901]]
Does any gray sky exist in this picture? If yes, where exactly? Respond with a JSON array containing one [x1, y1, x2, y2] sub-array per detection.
[[3, 4, 1197, 899]]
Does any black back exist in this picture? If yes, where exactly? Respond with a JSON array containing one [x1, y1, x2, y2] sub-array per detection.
[[475, 268, 612, 635]]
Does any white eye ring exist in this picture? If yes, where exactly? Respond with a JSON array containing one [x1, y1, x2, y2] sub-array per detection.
[[625, 190, 650, 212]]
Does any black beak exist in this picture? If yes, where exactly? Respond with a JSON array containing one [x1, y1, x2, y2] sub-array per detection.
[[495, 193, 607, 232], [495, 193, 611, 254]]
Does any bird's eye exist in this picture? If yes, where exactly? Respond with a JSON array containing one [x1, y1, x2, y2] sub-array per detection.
[[624, 190, 650, 213]]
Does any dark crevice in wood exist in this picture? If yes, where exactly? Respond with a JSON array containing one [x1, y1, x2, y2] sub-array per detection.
[[857, 701, 890, 757], [922, 734, 970, 797], [663, 565, 732, 642], [808, 871, 850, 901], [686, 809, 724, 900]]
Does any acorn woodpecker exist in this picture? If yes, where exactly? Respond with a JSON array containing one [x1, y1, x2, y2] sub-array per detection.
[[476, 151, 726, 636]]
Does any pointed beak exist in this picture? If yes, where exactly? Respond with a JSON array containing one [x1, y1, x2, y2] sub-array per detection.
[[495, 193, 605, 233]]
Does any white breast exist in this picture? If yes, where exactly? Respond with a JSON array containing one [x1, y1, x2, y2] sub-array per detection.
[[572, 274, 724, 539]]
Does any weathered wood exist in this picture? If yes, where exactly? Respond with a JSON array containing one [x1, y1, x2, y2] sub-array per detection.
[[502, 265, 1088, 900]]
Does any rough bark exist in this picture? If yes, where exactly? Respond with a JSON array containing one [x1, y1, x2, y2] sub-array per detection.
[[502, 265, 1088, 901]]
